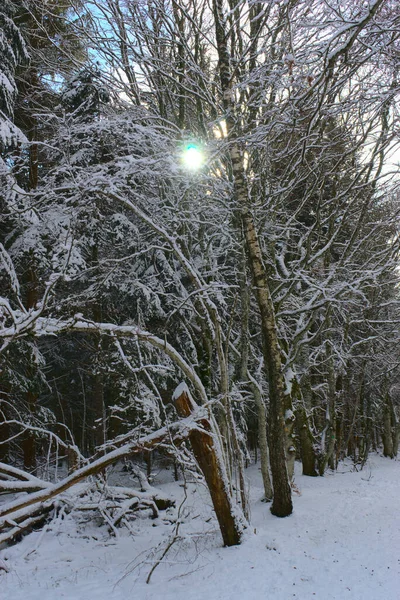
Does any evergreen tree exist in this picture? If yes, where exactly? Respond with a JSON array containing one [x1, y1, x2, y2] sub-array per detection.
[[12, 0, 86, 189], [0, 0, 29, 155], [60, 68, 110, 123]]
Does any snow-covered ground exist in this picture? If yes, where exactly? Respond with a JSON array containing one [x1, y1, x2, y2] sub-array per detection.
[[1, 455, 399, 600]]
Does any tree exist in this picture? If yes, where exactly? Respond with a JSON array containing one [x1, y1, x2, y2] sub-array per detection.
[[0, 0, 29, 156], [13, 0, 86, 190]]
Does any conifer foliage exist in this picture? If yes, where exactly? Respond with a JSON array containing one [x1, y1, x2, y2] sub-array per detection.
[[0, 0, 29, 153]]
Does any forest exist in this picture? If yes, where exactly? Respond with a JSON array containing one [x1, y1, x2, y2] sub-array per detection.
[[0, 0, 399, 576]]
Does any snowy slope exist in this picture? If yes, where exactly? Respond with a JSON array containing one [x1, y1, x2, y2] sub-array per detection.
[[1, 455, 399, 600]]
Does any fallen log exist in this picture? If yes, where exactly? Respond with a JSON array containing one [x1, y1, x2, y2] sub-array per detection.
[[0, 503, 54, 546], [0, 480, 51, 494]]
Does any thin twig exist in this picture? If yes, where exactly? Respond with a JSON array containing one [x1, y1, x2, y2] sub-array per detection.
[[146, 472, 188, 584]]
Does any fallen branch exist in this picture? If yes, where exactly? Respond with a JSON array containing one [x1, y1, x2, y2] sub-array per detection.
[[0, 390, 245, 549], [0, 480, 50, 494], [70, 484, 175, 530], [0, 504, 54, 546], [0, 415, 197, 522], [0, 462, 52, 494], [146, 471, 189, 584]]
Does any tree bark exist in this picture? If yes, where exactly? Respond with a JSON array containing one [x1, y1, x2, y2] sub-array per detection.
[[23, 391, 37, 473], [295, 404, 318, 477], [212, 0, 292, 518], [318, 327, 337, 474], [23, 252, 39, 473], [382, 393, 396, 458], [174, 387, 244, 546], [250, 378, 273, 500], [0, 389, 10, 464]]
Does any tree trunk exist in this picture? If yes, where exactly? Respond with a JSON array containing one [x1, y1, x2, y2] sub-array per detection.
[[250, 378, 273, 501], [318, 332, 337, 474], [382, 393, 395, 458], [67, 445, 80, 475], [174, 386, 244, 546], [23, 254, 39, 473], [295, 405, 318, 477], [23, 391, 37, 473], [212, 0, 292, 518], [243, 210, 293, 516], [91, 257, 107, 453], [296, 347, 319, 476], [326, 354, 337, 471], [0, 389, 10, 463]]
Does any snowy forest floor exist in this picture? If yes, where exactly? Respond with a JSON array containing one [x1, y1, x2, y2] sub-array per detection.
[[1, 454, 399, 600]]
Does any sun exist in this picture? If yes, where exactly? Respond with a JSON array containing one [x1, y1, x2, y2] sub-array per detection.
[[182, 143, 204, 171]]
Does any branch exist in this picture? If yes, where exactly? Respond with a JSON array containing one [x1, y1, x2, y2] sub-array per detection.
[[0, 414, 202, 521]]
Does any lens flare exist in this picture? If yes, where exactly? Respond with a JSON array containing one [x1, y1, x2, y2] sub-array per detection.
[[182, 144, 204, 170]]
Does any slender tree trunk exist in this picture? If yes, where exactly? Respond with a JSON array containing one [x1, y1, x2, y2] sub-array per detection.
[[285, 376, 299, 481], [335, 408, 344, 465], [326, 352, 337, 471], [295, 404, 318, 477], [92, 370, 105, 450], [251, 380, 273, 501], [235, 263, 271, 501], [359, 389, 371, 466], [172, 1, 186, 128], [28, 132, 38, 191], [237, 251, 250, 383], [295, 349, 319, 476], [344, 376, 360, 461], [23, 257, 39, 472], [0, 388, 10, 463], [110, 0, 141, 105], [318, 326, 337, 474], [23, 390, 37, 472], [212, 0, 292, 517], [382, 393, 395, 458], [91, 251, 106, 453]]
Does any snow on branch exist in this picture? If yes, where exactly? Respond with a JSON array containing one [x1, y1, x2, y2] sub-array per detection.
[[0, 413, 204, 523]]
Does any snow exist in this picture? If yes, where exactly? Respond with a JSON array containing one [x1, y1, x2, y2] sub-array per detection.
[[172, 382, 190, 401], [1, 455, 400, 600], [284, 366, 295, 396], [285, 409, 295, 421]]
